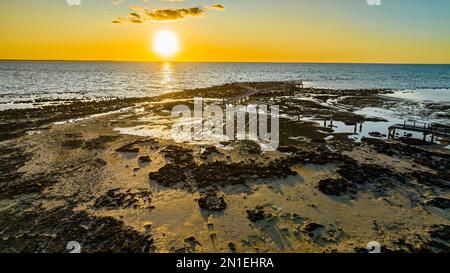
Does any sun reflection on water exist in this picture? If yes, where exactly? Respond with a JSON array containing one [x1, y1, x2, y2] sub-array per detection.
[[160, 62, 176, 92]]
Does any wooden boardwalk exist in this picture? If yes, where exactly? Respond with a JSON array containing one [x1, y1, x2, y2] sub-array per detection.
[[388, 121, 450, 142], [225, 81, 304, 105], [226, 84, 260, 104]]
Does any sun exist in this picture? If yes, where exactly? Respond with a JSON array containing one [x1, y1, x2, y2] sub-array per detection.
[[153, 30, 179, 58]]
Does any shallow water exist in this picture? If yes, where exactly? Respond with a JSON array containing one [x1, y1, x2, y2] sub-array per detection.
[[1, 62, 449, 109], [305, 107, 448, 147], [384, 89, 450, 104]]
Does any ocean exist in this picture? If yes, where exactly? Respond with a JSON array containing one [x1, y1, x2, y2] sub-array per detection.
[[0, 61, 449, 110]]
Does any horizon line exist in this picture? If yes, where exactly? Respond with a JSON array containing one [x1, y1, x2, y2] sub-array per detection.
[[0, 59, 449, 65]]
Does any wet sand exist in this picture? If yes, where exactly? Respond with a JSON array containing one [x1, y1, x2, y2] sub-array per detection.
[[0, 82, 449, 253]]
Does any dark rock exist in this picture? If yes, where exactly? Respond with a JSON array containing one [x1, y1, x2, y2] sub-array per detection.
[[302, 222, 325, 233], [83, 135, 119, 150], [0, 206, 154, 253], [181, 236, 202, 253], [93, 158, 107, 167], [161, 145, 194, 166], [429, 225, 450, 241], [198, 192, 227, 211], [384, 225, 450, 253], [62, 139, 84, 149], [138, 156, 152, 163], [116, 139, 159, 153], [228, 242, 237, 253], [278, 145, 299, 153], [116, 146, 140, 153], [149, 156, 298, 189], [200, 146, 223, 160], [390, 238, 429, 253], [411, 171, 450, 190], [337, 161, 406, 186], [369, 132, 383, 137], [94, 188, 153, 210], [192, 161, 297, 188], [353, 247, 369, 253], [0, 145, 58, 199], [246, 206, 271, 222], [399, 137, 429, 146], [426, 197, 450, 209], [362, 138, 449, 174], [317, 178, 353, 196], [240, 140, 261, 154], [148, 164, 187, 186], [293, 151, 352, 166], [0, 97, 149, 142], [424, 225, 450, 253], [0, 172, 57, 200]]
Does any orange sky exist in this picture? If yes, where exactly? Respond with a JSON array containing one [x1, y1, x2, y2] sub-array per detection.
[[0, 0, 449, 63]]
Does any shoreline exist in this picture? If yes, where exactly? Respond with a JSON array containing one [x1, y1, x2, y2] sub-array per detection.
[[0, 81, 449, 253], [0, 82, 395, 141]]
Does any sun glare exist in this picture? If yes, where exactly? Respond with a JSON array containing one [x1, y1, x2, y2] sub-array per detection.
[[153, 30, 179, 58]]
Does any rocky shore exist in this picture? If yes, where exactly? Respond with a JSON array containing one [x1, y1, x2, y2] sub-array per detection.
[[0, 82, 448, 253]]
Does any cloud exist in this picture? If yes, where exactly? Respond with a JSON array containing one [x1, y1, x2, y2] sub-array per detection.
[[208, 4, 225, 11], [113, 4, 225, 24], [151, 7, 205, 21]]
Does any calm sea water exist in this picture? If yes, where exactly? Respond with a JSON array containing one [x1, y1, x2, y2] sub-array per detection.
[[0, 61, 449, 109]]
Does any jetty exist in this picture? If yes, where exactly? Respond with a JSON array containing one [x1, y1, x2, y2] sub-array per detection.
[[388, 121, 450, 142], [226, 81, 304, 105]]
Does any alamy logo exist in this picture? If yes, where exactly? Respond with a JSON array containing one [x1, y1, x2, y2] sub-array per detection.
[[367, 0, 382, 6], [66, 0, 81, 6], [171, 97, 280, 151]]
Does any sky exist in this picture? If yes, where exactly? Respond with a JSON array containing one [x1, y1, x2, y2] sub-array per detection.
[[0, 0, 449, 63]]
